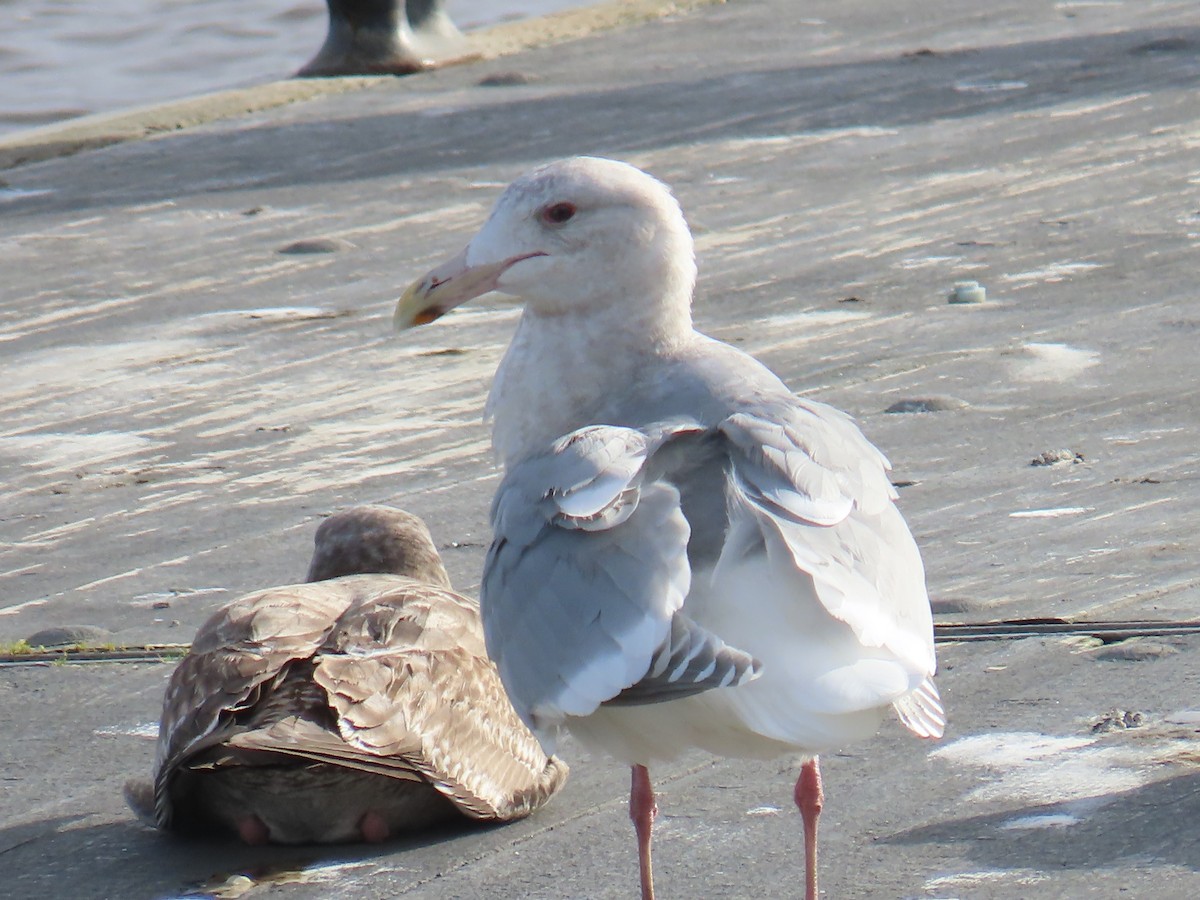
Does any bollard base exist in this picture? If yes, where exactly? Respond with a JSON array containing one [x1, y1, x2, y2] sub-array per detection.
[[298, 0, 470, 77]]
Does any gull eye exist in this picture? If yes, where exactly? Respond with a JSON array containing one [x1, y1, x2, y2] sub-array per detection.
[[540, 202, 577, 226]]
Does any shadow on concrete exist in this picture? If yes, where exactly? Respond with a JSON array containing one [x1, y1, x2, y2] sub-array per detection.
[[0, 813, 503, 900], [886, 769, 1200, 873], [4, 25, 1199, 218]]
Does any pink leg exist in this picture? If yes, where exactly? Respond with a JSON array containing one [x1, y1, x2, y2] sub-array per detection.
[[236, 814, 270, 846], [359, 810, 391, 843], [630, 764, 658, 900], [794, 757, 824, 900]]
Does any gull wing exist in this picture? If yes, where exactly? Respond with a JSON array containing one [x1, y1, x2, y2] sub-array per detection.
[[311, 581, 568, 820], [484, 423, 760, 751], [152, 580, 357, 827], [718, 399, 943, 737]]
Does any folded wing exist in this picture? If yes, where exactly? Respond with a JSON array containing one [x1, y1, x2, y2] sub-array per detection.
[[718, 399, 943, 735], [484, 424, 760, 750]]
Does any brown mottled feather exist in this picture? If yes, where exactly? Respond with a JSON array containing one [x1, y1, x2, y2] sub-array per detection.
[[130, 506, 567, 843], [314, 582, 566, 819]]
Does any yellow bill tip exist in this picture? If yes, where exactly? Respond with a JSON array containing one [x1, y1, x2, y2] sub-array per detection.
[[411, 307, 445, 326]]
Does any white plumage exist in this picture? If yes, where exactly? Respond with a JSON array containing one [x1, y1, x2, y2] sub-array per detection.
[[396, 156, 943, 900]]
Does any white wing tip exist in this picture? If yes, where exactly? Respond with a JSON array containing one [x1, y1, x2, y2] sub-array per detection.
[[893, 677, 945, 739]]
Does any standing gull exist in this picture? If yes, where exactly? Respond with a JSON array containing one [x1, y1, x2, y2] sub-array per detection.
[[125, 505, 568, 844], [394, 157, 944, 898]]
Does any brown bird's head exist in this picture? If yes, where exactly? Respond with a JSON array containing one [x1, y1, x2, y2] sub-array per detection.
[[305, 505, 452, 589]]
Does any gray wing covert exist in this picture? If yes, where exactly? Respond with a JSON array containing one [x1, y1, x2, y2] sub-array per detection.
[[484, 424, 760, 749], [718, 400, 943, 732]]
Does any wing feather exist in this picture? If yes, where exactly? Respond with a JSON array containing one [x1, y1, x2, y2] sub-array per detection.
[[717, 402, 940, 726], [152, 575, 567, 829], [313, 581, 568, 820], [891, 676, 945, 739], [486, 403, 938, 751], [607, 613, 760, 705], [483, 422, 758, 751], [153, 581, 357, 826]]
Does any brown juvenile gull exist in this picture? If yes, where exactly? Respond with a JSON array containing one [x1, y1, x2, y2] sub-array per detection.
[[124, 505, 568, 845], [394, 157, 944, 899]]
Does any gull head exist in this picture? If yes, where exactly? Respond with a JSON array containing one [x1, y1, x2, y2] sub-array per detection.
[[305, 505, 452, 588], [395, 157, 697, 330]]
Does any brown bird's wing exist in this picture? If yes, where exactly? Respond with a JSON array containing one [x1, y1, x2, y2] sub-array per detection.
[[152, 579, 365, 827], [313, 582, 569, 821], [215, 715, 425, 783]]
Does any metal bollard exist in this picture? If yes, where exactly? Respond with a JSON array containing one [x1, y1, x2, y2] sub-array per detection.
[[298, 0, 468, 77]]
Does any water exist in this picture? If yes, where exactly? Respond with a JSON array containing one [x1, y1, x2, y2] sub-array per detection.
[[0, 0, 583, 138]]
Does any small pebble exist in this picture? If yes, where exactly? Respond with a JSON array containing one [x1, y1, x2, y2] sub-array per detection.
[[929, 597, 980, 615], [1091, 708, 1145, 733], [1132, 37, 1193, 54], [948, 280, 987, 304], [1030, 449, 1085, 466], [884, 396, 969, 414], [477, 71, 539, 86], [278, 237, 355, 255], [1093, 639, 1179, 662], [24, 625, 115, 648], [1164, 709, 1200, 726], [210, 874, 256, 898]]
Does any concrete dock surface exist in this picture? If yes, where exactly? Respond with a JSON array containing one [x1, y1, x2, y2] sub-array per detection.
[[2, 0, 1199, 896]]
